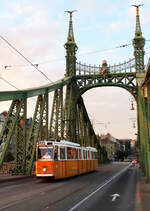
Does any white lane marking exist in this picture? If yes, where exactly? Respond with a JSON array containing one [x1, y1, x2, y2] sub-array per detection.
[[111, 193, 120, 202], [69, 164, 132, 211]]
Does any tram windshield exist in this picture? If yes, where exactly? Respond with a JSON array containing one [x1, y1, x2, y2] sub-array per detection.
[[38, 147, 54, 160]]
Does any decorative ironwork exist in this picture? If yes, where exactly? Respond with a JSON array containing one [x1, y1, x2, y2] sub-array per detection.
[[49, 87, 64, 140], [14, 98, 27, 174], [76, 58, 135, 75], [26, 94, 48, 174], [0, 99, 24, 170], [76, 72, 137, 97]]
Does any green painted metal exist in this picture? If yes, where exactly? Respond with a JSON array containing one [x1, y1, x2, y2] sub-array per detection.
[[76, 96, 97, 147], [132, 6, 150, 182], [64, 11, 78, 77], [26, 94, 48, 174], [76, 73, 137, 97], [63, 12, 78, 141], [76, 58, 135, 75], [0, 77, 72, 101], [14, 98, 27, 174], [132, 5, 145, 73], [39, 90, 49, 141], [137, 87, 150, 181], [49, 87, 64, 140], [0, 99, 24, 169]]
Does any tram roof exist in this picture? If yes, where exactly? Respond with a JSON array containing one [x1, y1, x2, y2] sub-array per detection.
[[38, 140, 97, 151], [86, 146, 97, 152], [54, 140, 80, 147]]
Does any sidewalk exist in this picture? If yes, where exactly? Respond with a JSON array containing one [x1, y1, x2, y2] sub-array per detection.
[[138, 169, 150, 211], [0, 174, 35, 183]]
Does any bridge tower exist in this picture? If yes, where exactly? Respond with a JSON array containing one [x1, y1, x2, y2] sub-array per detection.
[[64, 10, 78, 77], [132, 5, 150, 181], [132, 4, 145, 73], [64, 11, 78, 141]]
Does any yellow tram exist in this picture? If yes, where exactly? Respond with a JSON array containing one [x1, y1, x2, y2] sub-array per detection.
[[36, 140, 98, 179]]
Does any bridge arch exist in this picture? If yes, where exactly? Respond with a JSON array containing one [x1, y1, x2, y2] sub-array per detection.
[[80, 86, 138, 138], [79, 84, 137, 100]]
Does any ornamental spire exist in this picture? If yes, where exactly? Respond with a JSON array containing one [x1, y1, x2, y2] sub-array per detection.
[[132, 4, 143, 36], [64, 10, 78, 76], [132, 4, 145, 73], [65, 10, 76, 42]]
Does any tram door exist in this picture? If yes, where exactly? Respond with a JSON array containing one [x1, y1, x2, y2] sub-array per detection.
[[54, 145, 66, 179]]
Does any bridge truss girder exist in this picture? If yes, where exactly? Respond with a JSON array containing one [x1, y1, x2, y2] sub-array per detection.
[[76, 72, 137, 97], [14, 98, 27, 174], [26, 93, 48, 175], [0, 72, 138, 175], [0, 99, 25, 171], [76, 96, 96, 147], [49, 87, 64, 140]]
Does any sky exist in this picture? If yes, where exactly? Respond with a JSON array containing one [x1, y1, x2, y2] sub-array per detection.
[[0, 0, 150, 140]]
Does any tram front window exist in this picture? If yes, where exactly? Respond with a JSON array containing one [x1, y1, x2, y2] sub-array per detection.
[[38, 147, 54, 159]]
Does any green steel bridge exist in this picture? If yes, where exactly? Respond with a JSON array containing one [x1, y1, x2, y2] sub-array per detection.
[[0, 7, 150, 181]]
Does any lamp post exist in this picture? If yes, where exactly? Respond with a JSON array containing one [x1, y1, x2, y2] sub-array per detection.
[[129, 95, 135, 110]]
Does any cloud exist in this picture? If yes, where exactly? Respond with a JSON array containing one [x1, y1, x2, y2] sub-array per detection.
[[0, 1, 66, 92]]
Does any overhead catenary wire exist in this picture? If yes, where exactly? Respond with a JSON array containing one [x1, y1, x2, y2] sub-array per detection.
[[0, 39, 150, 69], [0, 76, 38, 103], [0, 35, 150, 91], [0, 75, 19, 90], [77, 39, 150, 56], [0, 35, 53, 83]]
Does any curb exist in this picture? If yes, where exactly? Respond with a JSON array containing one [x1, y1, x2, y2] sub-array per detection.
[[0, 174, 35, 183]]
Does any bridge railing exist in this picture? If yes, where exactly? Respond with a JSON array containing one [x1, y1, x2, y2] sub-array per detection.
[[76, 58, 136, 75]]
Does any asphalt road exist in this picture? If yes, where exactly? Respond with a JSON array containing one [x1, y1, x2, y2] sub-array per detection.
[[0, 163, 139, 211]]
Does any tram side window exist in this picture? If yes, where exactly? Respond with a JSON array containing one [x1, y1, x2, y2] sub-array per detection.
[[85, 151, 87, 160], [95, 152, 98, 159], [87, 151, 90, 160], [91, 152, 93, 160], [60, 147, 65, 160], [93, 152, 95, 160], [38, 148, 41, 159], [89, 151, 91, 160], [78, 149, 81, 160], [67, 147, 72, 159], [73, 148, 77, 159], [83, 150, 86, 160], [54, 146, 58, 160]]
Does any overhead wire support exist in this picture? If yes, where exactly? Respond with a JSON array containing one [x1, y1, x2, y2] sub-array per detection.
[[0, 35, 53, 83], [0, 38, 150, 68]]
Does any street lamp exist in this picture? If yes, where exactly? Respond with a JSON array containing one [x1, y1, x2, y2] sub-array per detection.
[[129, 96, 135, 110], [129, 118, 136, 129]]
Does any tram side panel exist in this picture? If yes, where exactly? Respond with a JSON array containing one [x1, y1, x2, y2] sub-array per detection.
[[36, 161, 55, 177], [54, 161, 66, 179]]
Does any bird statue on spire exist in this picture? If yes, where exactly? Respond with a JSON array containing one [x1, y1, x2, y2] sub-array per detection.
[[65, 10, 77, 18], [132, 4, 143, 15]]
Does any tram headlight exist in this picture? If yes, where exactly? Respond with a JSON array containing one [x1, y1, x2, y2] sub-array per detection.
[[43, 168, 47, 172]]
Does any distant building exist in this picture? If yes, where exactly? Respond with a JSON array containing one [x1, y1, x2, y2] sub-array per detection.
[[117, 139, 132, 154], [98, 133, 120, 160], [0, 112, 6, 132]]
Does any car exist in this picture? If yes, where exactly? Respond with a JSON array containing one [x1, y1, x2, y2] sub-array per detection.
[[131, 159, 137, 164]]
